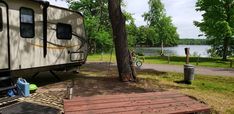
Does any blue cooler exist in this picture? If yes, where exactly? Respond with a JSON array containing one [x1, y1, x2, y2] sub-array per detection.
[[16, 78, 30, 97]]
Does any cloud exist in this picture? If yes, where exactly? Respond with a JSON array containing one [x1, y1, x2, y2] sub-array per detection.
[[123, 0, 149, 26], [162, 0, 204, 38], [49, 0, 204, 38], [49, 0, 68, 8], [124, 0, 204, 38]]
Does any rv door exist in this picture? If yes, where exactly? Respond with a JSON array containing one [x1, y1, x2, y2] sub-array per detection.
[[0, 3, 9, 70]]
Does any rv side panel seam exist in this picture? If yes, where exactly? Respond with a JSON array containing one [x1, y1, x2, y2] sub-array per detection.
[[0, 0, 10, 70]]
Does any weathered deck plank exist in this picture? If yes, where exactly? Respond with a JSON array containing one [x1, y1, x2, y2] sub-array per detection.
[[64, 91, 210, 114]]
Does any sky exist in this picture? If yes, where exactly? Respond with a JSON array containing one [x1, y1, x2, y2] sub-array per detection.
[[49, 0, 204, 39]]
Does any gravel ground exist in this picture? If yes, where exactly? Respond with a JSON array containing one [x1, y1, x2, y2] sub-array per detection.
[[141, 63, 234, 77]]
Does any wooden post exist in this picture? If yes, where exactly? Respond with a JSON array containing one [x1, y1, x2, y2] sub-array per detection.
[[185, 48, 190, 64], [100, 51, 104, 61], [196, 56, 200, 66], [230, 60, 233, 68], [168, 55, 170, 64], [160, 41, 164, 56], [67, 79, 75, 100]]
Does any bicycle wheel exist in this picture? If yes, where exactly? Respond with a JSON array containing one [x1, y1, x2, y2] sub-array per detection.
[[136, 61, 142, 67]]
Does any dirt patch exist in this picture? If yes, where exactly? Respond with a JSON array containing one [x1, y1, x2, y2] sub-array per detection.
[[16, 62, 169, 112]]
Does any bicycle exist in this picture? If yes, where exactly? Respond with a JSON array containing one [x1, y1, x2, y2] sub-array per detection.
[[133, 56, 144, 68]]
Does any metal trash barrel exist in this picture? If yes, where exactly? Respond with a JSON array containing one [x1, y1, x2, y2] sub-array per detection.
[[67, 86, 73, 100], [184, 64, 195, 84]]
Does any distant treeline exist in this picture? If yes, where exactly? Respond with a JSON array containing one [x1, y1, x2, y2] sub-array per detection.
[[179, 39, 208, 45]]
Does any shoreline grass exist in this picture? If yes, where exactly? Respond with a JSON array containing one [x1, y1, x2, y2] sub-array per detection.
[[87, 54, 233, 68], [144, 56, 233, 68]]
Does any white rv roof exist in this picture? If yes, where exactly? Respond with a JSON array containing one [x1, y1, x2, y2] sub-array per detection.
[[31, 0, 84, 17]]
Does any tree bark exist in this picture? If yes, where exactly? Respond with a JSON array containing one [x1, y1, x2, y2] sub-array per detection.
[[160, 41, 164, 56], [108, 0, 136, 81], [223, 3, 231, 61], [222, 36, 229, 61]]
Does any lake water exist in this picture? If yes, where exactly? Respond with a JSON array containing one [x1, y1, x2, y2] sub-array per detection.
[[136, 45, 212, 57]]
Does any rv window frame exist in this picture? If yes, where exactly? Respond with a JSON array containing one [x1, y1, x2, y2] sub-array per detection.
[[20, 7, 35, 38], [0, 8, 2, 32], [56, 23, 72, 40]]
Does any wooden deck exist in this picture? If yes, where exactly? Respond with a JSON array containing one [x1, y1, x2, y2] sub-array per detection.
[[63, 91, 210, 114]]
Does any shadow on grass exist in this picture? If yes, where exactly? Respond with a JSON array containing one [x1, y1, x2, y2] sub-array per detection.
[[137, 69, 167, 75], [20, 62, 192, 98], [26, 72, 165, 97], [174, 80, 192, 85]]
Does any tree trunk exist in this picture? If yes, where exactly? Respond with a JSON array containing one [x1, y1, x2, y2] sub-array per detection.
[[160, 41, 164, 56], [223, 3, 231, 61], [222, 36, 229, 61], [108, 0, 136, 81]]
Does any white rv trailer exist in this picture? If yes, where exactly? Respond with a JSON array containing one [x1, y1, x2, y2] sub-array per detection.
[[0, 0, 88, 76]]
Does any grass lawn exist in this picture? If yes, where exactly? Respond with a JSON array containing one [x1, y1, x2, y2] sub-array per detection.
[[87, 54, 233, 68], [77, 63, 234, 113], [144, 56, 233, 68], [87, 54, 117, 62], [137, 71, 234, 113], [27, 62, 234, 113]]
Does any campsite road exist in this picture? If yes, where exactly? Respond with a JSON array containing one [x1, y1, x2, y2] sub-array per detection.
[[87, 62, 234, 77], [141, 64, 234, 77]]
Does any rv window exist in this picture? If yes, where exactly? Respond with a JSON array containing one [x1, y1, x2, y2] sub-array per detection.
[[20, 8, 34, 38], [56, 23, 72, 40], [0, 8, 2, 31]]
